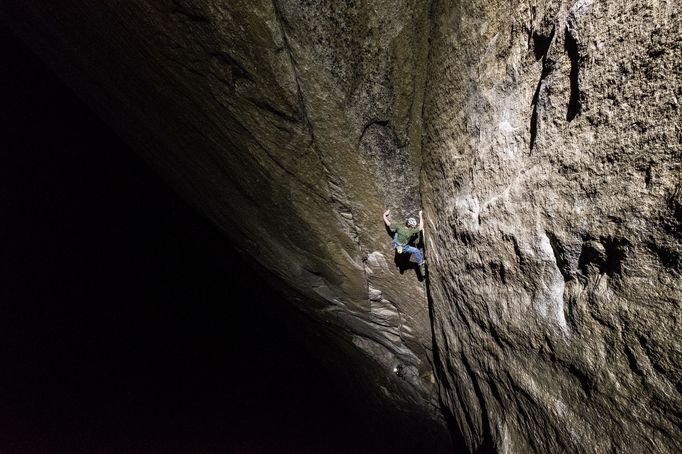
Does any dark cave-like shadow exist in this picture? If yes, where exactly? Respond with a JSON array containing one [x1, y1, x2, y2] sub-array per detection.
[[394, 253, 426, 282]]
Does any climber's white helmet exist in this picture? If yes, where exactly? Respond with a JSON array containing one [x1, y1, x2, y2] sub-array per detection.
[[407, 218, 417, 228]]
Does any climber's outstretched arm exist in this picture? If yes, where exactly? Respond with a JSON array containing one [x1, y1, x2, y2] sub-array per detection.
[[383, 209, 391, 228]]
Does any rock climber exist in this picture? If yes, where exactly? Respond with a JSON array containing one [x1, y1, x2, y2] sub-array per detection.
[[383, 209, 425, 266]]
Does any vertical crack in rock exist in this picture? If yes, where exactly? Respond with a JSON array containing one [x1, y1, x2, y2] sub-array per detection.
[[270, 0, 371, 312], [271, 0, 367, 257], [564, 27, 581, 122], [269, 1, 396, 386], [413, 0, 471, 448], [564, 1, 591, 122], [529, 25, 556, 151], [270, 0, 311, 130], [460, 353, 495, 451]]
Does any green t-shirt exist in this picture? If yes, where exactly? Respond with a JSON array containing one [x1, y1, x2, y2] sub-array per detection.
[[390, 223, 420, 245]]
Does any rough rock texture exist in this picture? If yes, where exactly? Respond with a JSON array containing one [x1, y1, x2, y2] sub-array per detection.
[[422, 0, 681, 451], [3, 0, 681, 452]]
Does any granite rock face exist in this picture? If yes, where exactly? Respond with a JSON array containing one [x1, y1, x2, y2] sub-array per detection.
[[422, 0, 681, 451], [4, 0, 681, 452]]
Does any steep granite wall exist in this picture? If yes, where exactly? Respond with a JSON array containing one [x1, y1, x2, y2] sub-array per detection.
[[1, 0, 450, 448], [422, 0, 681, 451], [3, 0, 680, 452]]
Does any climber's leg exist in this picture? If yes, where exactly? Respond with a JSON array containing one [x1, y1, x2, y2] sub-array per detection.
[[402, 245, 423, 265], [392, 232, 406, 254]]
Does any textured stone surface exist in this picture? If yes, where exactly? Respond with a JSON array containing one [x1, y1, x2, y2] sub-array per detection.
[[4, 0, 681, 452], [422, 0, 681, 451]]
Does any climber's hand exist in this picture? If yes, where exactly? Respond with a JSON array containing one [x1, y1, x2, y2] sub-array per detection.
[[384, 209, 390, 217]]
